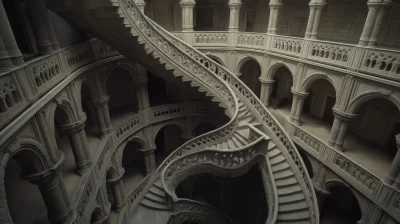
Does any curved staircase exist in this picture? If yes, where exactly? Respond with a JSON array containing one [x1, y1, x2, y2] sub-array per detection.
[[50, 0, 319, 223]]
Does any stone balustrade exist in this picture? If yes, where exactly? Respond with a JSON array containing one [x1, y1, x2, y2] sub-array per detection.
[[287, 120, 400, 222], [174, 31, 400, 82]]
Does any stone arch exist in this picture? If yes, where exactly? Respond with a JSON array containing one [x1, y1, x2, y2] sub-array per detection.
[[101, 61, 137, 91], [205, 53, 226, 67], [300, 73, 339, 99], [237, 57, 262, 97], [118, 137, 146, 170], [90, 206, 104, 224], [266, 62, 294, 81], [348, 90, 400, 114], [237, 56, 262, 75], [0, 138, 53, 224], [153, 122, 186, 140]]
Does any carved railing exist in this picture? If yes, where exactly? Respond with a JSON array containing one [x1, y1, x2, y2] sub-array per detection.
[[360, 48, 400, 79], [117, 1, 241, 222], [308, 40, 355, 67], [149, 12, 319, 224], [237, 33, 266, 48], [174, 199, 239, 224], [162, 135, 268, 195], [151, 103, 184, 121], [194, 32, 229, 46], [270, 35, 303, 57]]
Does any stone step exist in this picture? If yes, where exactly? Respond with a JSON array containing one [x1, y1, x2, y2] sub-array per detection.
[[278, 200, 309, 213], [271, 161, 290, 173], [275, 176, 298, 187], [140, 199, 170, 211], [270, 154, 286, 165], [144, 193, 167, 205], [278, 192, 306, 205], [277, 184, 303, 196]]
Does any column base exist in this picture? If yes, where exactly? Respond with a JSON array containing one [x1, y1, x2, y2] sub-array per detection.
[[76, 160, 92, 175], [334, 145, 344, 152]]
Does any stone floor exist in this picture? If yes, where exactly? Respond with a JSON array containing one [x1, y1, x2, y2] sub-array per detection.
[[269, 106, 392, 177]]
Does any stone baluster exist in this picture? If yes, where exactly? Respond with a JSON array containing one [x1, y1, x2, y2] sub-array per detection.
[[310, 1, 326, 40], [106, 171, 126, 212], [60, 117, 92, 174], [0, 0, 24, 71], [289, 90, 308, 125], [359, 0, 382, 46], [180, 0, 196, 32], [23, 160, 75, 224], [328, 109, 356, 151], [259, 78, 275, 107], [93, 96, 113, 138], [28, 0, 59, 54], [267, 0, 283, 35], [368, 1, 392, 47], [135, 0, 146, 13], [385, 134, 400, 189], [141, 146, 157, 175], [228, 0, 242, 32]]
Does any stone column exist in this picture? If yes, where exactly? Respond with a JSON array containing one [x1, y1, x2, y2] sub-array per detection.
[[267, 0, 283, 35], [93, 96, 113, 138], [24, 162, 75, 224], [368, 1, 392, 47], [180, 0, 196, 32], [61, 118, 92, 174], [0, 0, 24, 71], [141, 147, 157, 175], [228, 0, 242, 32], [359, 1, 381, 46], [310, 2, 326, 40], [135, 65, 150, 112], [135, 0, 146, 13], [28, 0, 59, 54], [259, 78, 275, 107], [385, 134, 400, 189], [305, 4, 317, 39], [290, 90, 308, 125], [106, 172, 126, 212], [328, 109, 356, 151]]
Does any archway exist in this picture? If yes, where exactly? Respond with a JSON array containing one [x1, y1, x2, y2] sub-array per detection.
[[155, 124, 183, 166], [345, 98, 400, 176], [121, 140, 146, 192], [239, 59, 262, 98], [106, 67, 138, 119], [194, 122, 216, 136], [147, 71, 181, 106], [176, 165, 268, 224], [5, 158, 50, 224], [270, 66, 293, 108], [320, 185, 361, 224], [53, 106, 82, 195]]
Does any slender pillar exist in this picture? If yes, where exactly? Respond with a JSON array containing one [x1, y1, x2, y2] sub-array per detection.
[[141, 147, 157, 174], [23, 160, 75, 224], [135, 65, 150, 112], [385, 134, 400, 189], [228, 0, 242, 32], [290, 90, 308, 126], [359, 1, 381, 46], [305, 6, 317, 39], [180, 0, 196, 32], [106, 172, 126, 212], [310, 3, 326, 40], [61, 118, 92, 174], [259, 78, 275, 106], [135, 0, 146, 13], [0, 0, 24, 71], [368, 1, 392, 47], [93, 96, 113, 137], [28, 0, 59, 54], [267, 0, 282, 35], [328, 109, 356, 151]]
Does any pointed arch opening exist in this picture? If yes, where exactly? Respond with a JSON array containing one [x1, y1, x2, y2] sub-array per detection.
[[239, 59, 262, 98]]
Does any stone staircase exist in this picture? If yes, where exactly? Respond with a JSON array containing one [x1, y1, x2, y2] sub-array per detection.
[[50, 0, 319, 223]]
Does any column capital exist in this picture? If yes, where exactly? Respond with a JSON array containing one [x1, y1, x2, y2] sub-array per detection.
[[229, 0, 242, 7], [269, 0, 283, 8], [60, 115, 87, 134], [291, 89, 309, 98], [332, 108, 357, 122], [93, 96, 110, 105], [140, 146, 157, 154], [107, 171, 125, 184], [21, 153, 64, 184], [259, 78, 275, 85], [309, 0, 326, 7], [367, 0, 391, 8], [180, 0, 196, 7]]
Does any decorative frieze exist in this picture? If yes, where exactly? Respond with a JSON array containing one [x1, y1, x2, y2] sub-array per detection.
[[29, 54, 63, 89], [0, 76, 22, 113], [64, 43, 94, 72], [115, 114, 142, 138], [237, 33, 266, 48], [333, 155, 378, 192], [362, 50, 400, 77], [271, 36, 303, 56], [293, 127, 324, 153], [152, 104, 182, 118], [194, 33, 229, 46], [309, 42, 353, 66]]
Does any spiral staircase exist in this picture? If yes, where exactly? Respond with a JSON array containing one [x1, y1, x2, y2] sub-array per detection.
[[50, 0, 319, 223]]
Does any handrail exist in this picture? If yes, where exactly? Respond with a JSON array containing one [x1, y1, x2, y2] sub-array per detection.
[[117, 0, 241, 220], [149, 15, 320, 224]]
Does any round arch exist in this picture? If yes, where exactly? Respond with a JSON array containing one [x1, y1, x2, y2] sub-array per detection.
[[102, 61, 138, 91], [205, 53, 226, 67], [348, 91, 400, 114], [266, 62, 294, 81], [268, 64, 294, 108], [238, 58, 262, 97], [237, 56, 262, 75], [300, 73, 339, 99], [153, 122, 185, 140]]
